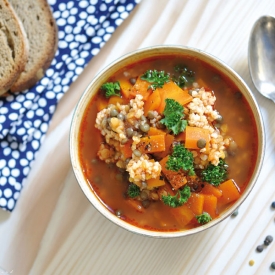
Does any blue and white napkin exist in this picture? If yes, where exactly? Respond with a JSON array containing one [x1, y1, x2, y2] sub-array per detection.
[[0, 0, 140, 211]]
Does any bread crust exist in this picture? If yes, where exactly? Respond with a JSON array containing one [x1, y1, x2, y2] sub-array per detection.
[[9, 0, 58, 92], [0, 0, 28, 95]]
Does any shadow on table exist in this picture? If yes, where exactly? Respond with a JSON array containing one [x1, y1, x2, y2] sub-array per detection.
[[0, 209, 10, 224]]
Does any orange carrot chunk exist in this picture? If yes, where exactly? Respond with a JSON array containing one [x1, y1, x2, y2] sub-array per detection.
[[148, 127, 166, 136], [147, 178, 165, 189], [201, 183, 222, 198], [187, 193, 205, 216], [156, 82, 193, 113], [217, 179, 240, 205], [120, 140, 133, 159], [202, 194, 218, 218], [159, 156, 187, 190], [154, 134, 174, 159], [137, 135, 166, 154], [170, 204, 195, 227], [185, 126, 210, 151], [144, 89, 161, 115], [118, 78, 133, 99], [129, 77, 152, 101]]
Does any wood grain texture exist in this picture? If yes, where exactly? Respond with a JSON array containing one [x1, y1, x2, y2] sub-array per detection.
[[1, 0, 275, 274]]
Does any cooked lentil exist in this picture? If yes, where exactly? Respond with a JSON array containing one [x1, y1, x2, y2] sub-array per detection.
[[264, 235, 273, 246], [231, 209, 239, 217], [256, 245, 264, 253], [197, 138, 206, 149]]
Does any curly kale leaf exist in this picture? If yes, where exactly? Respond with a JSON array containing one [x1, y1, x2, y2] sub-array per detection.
[[101, 81, 121, 98], [140, 69, 170, 90], [166, 144, 195, 176], [196, 212, 212, 224], [201, 159, 228, 186], [173, 64, 195, 88], [162, 185, 191, 208], [127, 184, 140, 198], [160, 98, 187, 135]]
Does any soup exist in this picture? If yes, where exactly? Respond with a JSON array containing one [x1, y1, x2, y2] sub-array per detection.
[[78, 55, 258, 232]]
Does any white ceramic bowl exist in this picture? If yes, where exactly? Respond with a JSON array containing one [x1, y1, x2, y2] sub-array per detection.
[[70, 45, 265, 238]]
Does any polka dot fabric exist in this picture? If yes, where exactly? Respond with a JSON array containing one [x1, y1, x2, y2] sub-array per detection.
[[0, 0, 140, 211]]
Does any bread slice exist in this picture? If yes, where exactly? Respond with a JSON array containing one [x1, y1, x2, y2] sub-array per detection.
[[0, 0, 28, 96], [9, 0, 58, 92]]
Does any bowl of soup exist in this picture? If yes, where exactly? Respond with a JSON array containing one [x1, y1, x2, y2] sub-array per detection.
[[70, 45, 265, 238]]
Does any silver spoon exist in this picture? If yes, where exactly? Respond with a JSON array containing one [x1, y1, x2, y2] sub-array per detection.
[[248, 15, 275, 103]]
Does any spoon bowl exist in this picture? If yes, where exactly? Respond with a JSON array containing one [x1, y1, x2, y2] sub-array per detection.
[[248, 15, 275, 102]]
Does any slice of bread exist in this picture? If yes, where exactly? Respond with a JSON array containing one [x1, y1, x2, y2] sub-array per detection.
[[0, 0, 28, 96], [9, 0, 58, 92]]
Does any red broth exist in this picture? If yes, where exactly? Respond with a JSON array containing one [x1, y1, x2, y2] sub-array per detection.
[[78, 55, 258, 232]]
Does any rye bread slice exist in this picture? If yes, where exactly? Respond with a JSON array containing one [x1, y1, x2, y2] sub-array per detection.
[[9, 0, 58, 92], [0, 0, 28, 96]]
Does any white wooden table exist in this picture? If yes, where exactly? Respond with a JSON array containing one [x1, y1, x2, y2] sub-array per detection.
[[1, 0, 275, 274]]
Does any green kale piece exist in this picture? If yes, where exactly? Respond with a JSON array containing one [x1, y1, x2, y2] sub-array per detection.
[[162, 185, 191, 208], [127, 184, 140, 198], [101, 81, 121, 98], [140, 69, 170, 90], [166, 144, 195, 176], [173, 64, 195, 88], [196, 212, 212, 224], [160, 98, 187, 135], [201, 159, 228, 186]]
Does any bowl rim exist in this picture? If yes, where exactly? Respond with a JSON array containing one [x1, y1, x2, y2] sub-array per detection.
[[70, 45, 265, 238]]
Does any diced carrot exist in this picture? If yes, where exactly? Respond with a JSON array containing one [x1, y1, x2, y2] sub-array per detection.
[[217, 179, 240, 205], [126, 199, 145, 213], [154, 134, 174, 159], [148, 127, 166, 136], [147, 178, 165, 190], [118, 78, 133, 99], [96, 98, 109, 111], [108, 96, 126, 106], [201, 183, 222, 198], [159, 156, 187, 190], [137, 135, 166, 154], [120, 140, 133, 159], [144, 89, 161, 115], [187, 193, 205, 216], [164, 134, 174, 151], [185, 126, 210, 151], [129, 77, 152, 101], [156, 82, 193, 113], [170, 204, 195, 227], [159, 155, 170, 169], [202, 194, 217, 218]]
